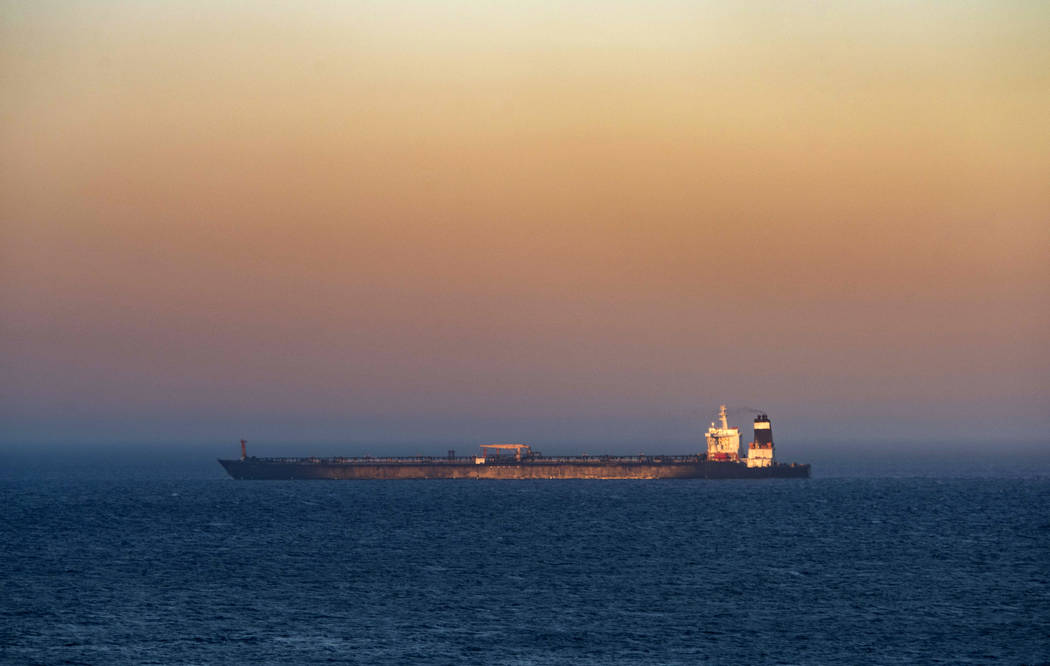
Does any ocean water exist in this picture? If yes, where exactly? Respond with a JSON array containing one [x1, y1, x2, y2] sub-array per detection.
[[2, 453, 1049, 664]]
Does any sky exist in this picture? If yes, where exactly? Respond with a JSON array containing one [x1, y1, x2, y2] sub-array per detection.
[[2, 1, 1048, 449]]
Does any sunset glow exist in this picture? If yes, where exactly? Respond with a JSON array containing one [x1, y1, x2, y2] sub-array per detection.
[[3, 1, 1047, 445]]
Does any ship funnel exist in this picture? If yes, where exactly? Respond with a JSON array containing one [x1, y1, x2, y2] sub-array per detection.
[[752, 415, 773, 446], [240, 439, 247, 460], [746, 414, 775, 468]]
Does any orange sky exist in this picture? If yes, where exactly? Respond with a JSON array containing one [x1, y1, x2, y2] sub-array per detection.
[[2, 1, 1047, 445]]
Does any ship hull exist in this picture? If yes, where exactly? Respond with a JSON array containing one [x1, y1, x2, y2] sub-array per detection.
[[218, 458, 810, 480]]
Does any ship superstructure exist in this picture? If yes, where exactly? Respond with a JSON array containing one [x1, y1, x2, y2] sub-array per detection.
[[705, 404, 741, 462], [219, 406, 810, 480]]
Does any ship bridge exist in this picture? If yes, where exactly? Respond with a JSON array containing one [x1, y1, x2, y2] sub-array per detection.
[[705, 405, 741, 461]]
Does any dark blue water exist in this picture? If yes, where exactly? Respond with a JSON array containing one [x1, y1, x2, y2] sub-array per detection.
[[3, 460, 1049, 663]]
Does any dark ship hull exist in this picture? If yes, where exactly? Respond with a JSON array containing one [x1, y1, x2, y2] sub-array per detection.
[[218, 456, 810, 480]]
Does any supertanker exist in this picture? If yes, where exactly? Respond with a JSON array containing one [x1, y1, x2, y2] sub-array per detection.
[[218, 406, 810, 480]]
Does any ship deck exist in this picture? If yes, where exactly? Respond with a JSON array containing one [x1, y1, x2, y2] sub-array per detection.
[[237, 454, 708, 465]]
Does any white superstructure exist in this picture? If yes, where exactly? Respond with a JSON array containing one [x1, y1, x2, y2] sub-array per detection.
[[705, 405, 741, 461], [746, 444, 774, 467]]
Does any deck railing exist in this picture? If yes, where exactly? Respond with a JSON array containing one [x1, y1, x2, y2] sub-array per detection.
[[243, 454, 709, 465]]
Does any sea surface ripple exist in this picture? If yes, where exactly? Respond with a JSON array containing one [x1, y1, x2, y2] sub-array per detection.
[[2, 477, 1048, 664]]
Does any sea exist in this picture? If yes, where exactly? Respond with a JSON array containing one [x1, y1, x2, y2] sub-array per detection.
[[2, 444, 1048, 664]]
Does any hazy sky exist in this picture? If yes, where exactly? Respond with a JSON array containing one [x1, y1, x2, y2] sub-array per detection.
[[2, 1, 1047, 447]]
